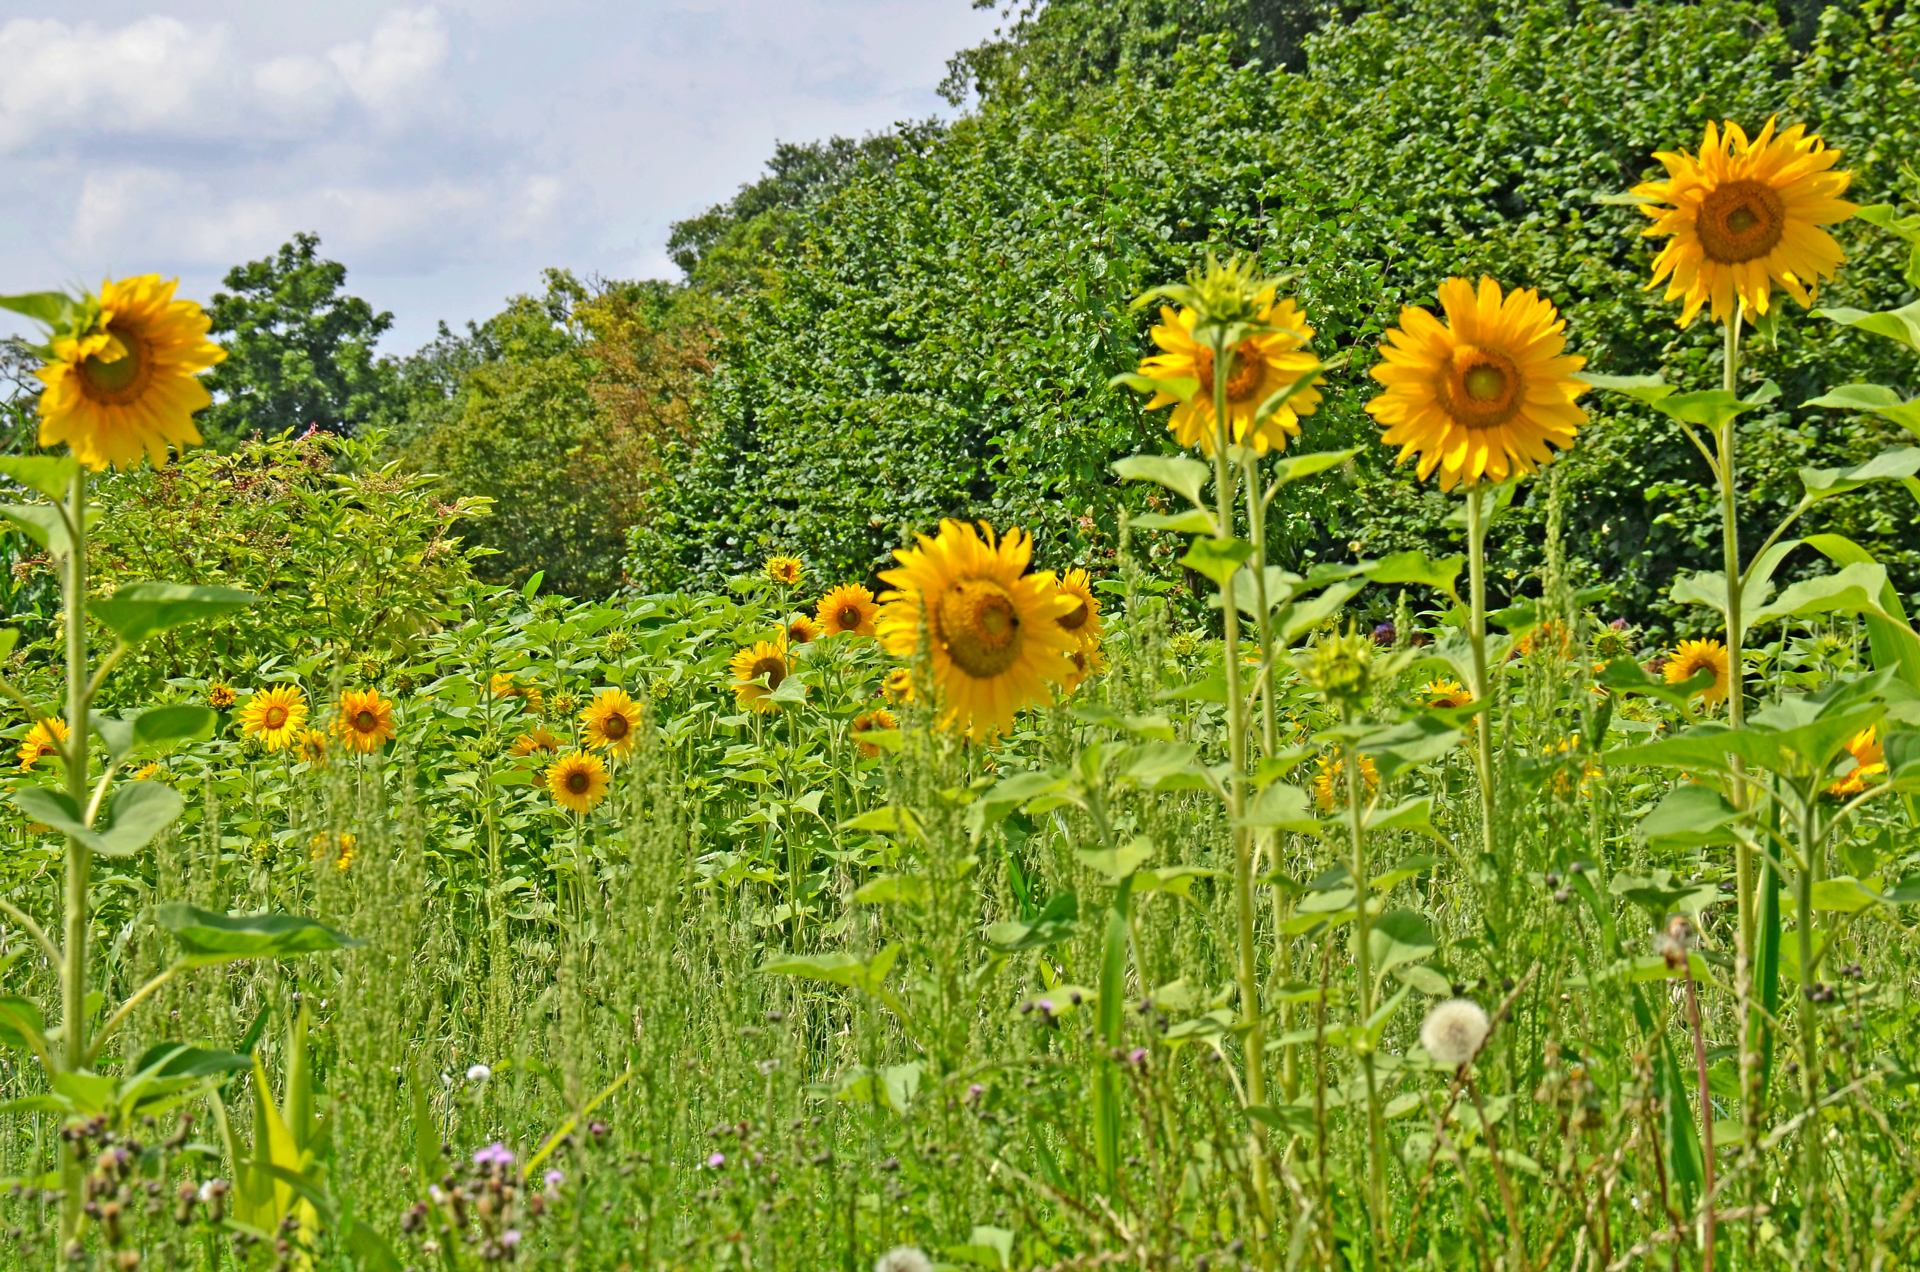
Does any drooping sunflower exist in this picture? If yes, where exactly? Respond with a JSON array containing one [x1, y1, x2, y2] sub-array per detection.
[[765, 556, 804, 586], [296, 728, 329, 767], [333, 689, 396, 754], [785, 614, 821, 645], [545, 750, 610, 814], [881, 666, 914, 705], [1137, 293, 1324, 454], [207, 682, 236, 710], [34, 275, 225, 470], [1665, 638, 1732, 706], [1052, 568, 1104, 650], [490, 673, 543, 713], [1419, 679, 1473, 710], [1825, 726, 1886, 799], [581, 688, 642, 757], [1368, 277, 1588, 492], [729, 641, 793, 715], [239, 685, 309, 752], [1312, 752, 1380, 814], [877, 520, 1078, 740], [1634, 118, 1856, 327], [850, 708, 899, 757], [817, 584, 879, 637], [510, 727, 561, 757], [16, 717, 69, 772]]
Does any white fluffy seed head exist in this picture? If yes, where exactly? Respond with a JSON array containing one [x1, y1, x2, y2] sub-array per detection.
[[1420, 998, 1492, 1068], [874, 1247, 933, 1272]]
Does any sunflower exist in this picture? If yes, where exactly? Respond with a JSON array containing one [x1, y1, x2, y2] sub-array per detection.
[[1060, 638, 1109, 696], [877, 520, 1078, 740], [785, 614, 821, 645], [729, 641, 793, 715], [1512, 619, 1572, 661], [850, 708, 899, 757], [16, 717, 69, 772], [1419, 679, 1472, 709], [207, 682, 236, 710], [1634, 118, 1856, 327], [296, 729, 328, 766], [1312, 751, 1380, 814], [817, 584, 879, 637], [765, 556, 804, 586], [581, 688, 642, 757], [546, 750, 610, 814], [881, 666, 914, 705], [32, 276, 225, 470], [133, 761, 161, 781], [1368, 277, 1588, 492], [1665, 638, 1732, 706], [1053, 568, 1104, 649], [490, 673, 543, 713], [1546, 735, 1602, 798], [510, 727, 561, 757], [310, 831, 356, 872], [239, 686, 309, 752], [333, 688, 396, 754], [1137, 293, 1324, 454], [1825, 726, 1886, 800]]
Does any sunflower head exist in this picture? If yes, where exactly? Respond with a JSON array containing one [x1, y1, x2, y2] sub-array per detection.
[[311, 831, 356, 872], [1312, 751, 1380, 814], [765, 555, 804, 587], [1665, 638, 1732, 707], [785, 615, 821, 645], [1060, 637, 1109, 696], [296, 728, 329, 766], [1825, 725, 1886, 799], [1135, 289, 1325, 456], [510, 727, 561, 757], [1546, 734, 1602, 798], [32, 276, 225, 470], [207, 682, 237, 710], [1301, 628, 1376, 708], [333, 688, 396, 754], [1633, 118, 1856, 327], [817, 584, 879, 637], [881, 666, 914, 704], [1053, 568, 1104, 648], [876, 520, 1078, 740], [546, 750, 610, 814], [16, 716, 69, 772], [850, 707, 899, 757], [581, 688, 642, 756], [729, 641, 794, 715], [239, 685, 309, 753], [1419, 679, 1472, 710], [1368, 277, 1587, 492]]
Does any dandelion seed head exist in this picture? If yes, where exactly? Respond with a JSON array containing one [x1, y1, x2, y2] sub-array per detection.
[[874, 1246, 933, 1272], [1420, 998, 1491, 1068]]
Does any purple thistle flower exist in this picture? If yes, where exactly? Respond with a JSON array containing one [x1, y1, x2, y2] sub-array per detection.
[[706, 1152, 726, 1169], [1372, 621, 1397, 647], [543, 1169, 564, 1190], [472, 1142, 515, 1169]]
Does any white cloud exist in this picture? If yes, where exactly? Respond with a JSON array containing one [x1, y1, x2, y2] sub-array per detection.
[[328, 8, 449, 117], [0, 16, 227, 150]]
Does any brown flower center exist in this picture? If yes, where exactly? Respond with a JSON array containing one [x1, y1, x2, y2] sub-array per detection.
[[1058, 595, 1090, 631], [354, 710, 377, 732], [602, 712, 631, 739], [77, 326, 155, 406], [1697, 179, 1786, 264], [566, 769, 591, 794], [750, 657, 786, 690], [263, 706, 288, 730], [1442, 347, 1523, 430], [936, 580, 1022, 678], [1194, 343, 1264, 404], [837, 606, 863, 629]]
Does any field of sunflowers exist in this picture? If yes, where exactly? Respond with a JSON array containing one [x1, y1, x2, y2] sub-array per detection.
[[2, 35, 1920, 1272]]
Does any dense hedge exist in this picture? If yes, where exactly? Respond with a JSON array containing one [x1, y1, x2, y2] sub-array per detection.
[[627, 0, 1919, 630]]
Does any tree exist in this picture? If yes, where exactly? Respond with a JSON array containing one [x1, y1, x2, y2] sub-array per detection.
[[200, 233, 396, 443]]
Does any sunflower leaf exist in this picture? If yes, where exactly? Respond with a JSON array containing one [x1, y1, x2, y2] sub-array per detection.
[[1181, 536, 1253, 588], [1799, 447, 1920, 501], [91, 583, 258, 645], [0, 457, 79, 502], [1112, 455, 1211, 509], [155, 905, 360, 968], [1813, 299, 1920, 357]]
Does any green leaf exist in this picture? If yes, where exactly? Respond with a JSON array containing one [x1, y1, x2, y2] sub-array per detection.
[[155, 904, 359, 967], [1583, 372, 1672, 401], [1116, 741, 1209, 791], [1814, 299, 1920, 356], [10, 787, 93, 844], [0, 456, 79, 502], [1111, 454, 1211, 508], [1804, 384, 1920, 439], [1241, 781, 1319, 833], [1365, 550, 1463, 599], [0, 504, 69, 555], [0, 292, 77, 327], [91, 583, 258, 645], [1127, 509, 1216, 534], [760, 946, 899, 995], [1365, 796, 1444, 841], [1180, 536, 1254, 588], [984, 892, 1079, 952], [95, 704, 216, 762], [1799, 447, 1920, 501], [1640, 784, 1740, 850], [1076, 836, 1153, 882], [1645, 389, 1768, 430], [93, 781, 186, 857], [1266, 447, 1358, 487], [1808, 877, 1879, 914], [1348, 715, 1461, 781], [1748, 563, 1898, 630], [1368, 909, 1436, 976], [0, 997, 48, 1056]]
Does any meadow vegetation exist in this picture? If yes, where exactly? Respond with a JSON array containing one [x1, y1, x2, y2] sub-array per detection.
[[0, 1, 1918, 1269]]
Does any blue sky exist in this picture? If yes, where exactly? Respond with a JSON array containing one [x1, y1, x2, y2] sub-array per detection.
[[0, 1, 999, 351]]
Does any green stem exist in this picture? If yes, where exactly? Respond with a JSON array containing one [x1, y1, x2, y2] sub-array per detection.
[[1206, 330, 1269, 1220], [1243, 455, 1295, 1104], [1797, 787, 1822, 1204], [59, 468, 89, 1240], [1464, 488, 1500, 910], [1344, 727, 1388, 1241], [1722, 313, 1753, 951]]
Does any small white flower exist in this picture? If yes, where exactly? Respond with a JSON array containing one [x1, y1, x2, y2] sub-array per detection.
[[466, 1063, 492, 1084], [874, 1246, 933, 1272], [1419, 998, 1492, 1068]]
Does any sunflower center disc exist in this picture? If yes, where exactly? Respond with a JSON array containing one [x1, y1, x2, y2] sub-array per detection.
[[938, 580, 1023, 678], [1059, 597, 1089, 631], [752, 658, 785, 690], [355, 711, 377, 732], [567, 771, 590, 794], [78, 327, 155, 406], [1194, 344, 1264, 403], [1445, 348, 1523, 430], [603, 713, 630, 739], [263, 707, 287, 730], [1699, 179, 1786, 263], [839, 606, 862, 628]]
